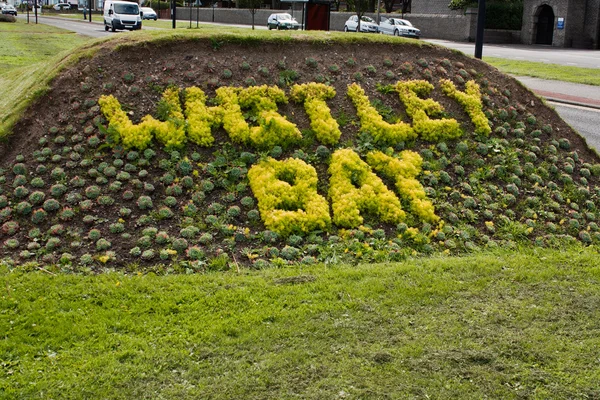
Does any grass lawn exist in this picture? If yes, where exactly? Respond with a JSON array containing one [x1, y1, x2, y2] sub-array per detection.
[[0, 19, 91, 138], [2, 247, 600, 398], [1, 22, 600, 398], [0, 19, 89, 72], [484, 57, 600, 86]]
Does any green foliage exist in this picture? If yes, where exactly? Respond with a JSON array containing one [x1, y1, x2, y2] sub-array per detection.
[[290, 83, 341, 145], [329, 148, 404, 228], [347, 83, 415, 145], [248, 157, 331, 235]]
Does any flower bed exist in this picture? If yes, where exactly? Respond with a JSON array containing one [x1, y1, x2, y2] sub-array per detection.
[[1, 36, 598, 271]]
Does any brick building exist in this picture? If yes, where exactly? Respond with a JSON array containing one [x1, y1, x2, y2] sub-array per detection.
[[521, 0, 600, 48]]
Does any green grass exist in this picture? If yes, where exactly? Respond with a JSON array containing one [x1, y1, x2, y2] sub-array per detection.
[[1, 246, 600, 398], [484, 56, 600, 86], [0, 19, 89, 72], [0, 20, 92, 139]]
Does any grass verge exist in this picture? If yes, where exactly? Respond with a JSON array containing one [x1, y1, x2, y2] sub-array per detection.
[[1, 246, 600, 398], [0, 19, 89, 72], [0, 20, 92, 139], [484, 56, 600, 86]]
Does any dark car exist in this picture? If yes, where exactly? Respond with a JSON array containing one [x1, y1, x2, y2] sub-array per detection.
[[1, 5, 17, 15]]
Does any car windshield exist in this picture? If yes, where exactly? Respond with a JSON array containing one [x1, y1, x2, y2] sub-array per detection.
[[397, 20, 413, 26], [278, 14, 293, 20], [114, 3, 139, 14], [141, 7, 153, 12], [360, 16, 374, 22]]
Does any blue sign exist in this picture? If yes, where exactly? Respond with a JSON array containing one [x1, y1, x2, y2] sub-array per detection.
[[557, 18, 565, 29]]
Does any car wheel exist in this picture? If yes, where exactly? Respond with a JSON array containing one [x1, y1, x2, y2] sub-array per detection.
[[394, 29, 399, 36], [344, 25, 348, 32], [111, 21, 116, 32], [268, 24, 272, 30], [154, 17, 157, 20], [277, 24, 281, 30], [104, 24, 109, 31]]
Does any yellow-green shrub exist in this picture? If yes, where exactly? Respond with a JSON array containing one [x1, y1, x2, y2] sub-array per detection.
[[366, 150, 439, 223], [215, 85, 302, 149], [347, 83, 416, 145], [439, 79, 491, 135], [184, 87, 222, 147], [99, 88, 188, 150], [328, 148, 404, 228], [394, 80, 462, 141], [215, 86, 249, 144], [248, 157, 331, 235], [153, 87, 187, 149], [290, 83, 341, 145], [99, 95, 154, 150]]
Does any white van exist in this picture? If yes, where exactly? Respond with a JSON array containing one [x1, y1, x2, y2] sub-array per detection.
[[103, 0, 142, 32]]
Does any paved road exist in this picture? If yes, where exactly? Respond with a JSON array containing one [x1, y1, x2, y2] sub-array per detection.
[[551, 102, 600, 152], [425, 39, 600, 69], [18, 15, 117, 38]]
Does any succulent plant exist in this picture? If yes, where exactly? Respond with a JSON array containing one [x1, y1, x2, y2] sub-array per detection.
[[15, 201, 33, 216], [137, 196, 153, 210]]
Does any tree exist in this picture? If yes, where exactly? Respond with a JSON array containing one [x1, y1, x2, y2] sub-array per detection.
[[382, 0, 395, 13], [238, 0, 263, 29], [345, 0, 370, 30]]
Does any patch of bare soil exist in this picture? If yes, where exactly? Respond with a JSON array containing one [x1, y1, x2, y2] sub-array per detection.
[[1, 37, 598, 271]]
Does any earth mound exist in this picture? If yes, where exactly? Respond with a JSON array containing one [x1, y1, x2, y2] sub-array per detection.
[[1, 32, 598, 271]]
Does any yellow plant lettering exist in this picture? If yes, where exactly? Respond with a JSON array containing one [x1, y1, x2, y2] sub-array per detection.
[[347, 83, 416, 145], [248, 157, 330, 235], [290, 83, 341, 145], [394, 80, 463, 141], [328, 148, 405, 228], [366, 150, 439, 223], [439, 79, 491, 135]]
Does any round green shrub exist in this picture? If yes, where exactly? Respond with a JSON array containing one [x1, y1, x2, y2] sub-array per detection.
[[137, 196, 153, 210], [42, 199, 60, 212], [15, 201, 32, 216]]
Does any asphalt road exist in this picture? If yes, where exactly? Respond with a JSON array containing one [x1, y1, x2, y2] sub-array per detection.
[[551, 102, 600, 152], [18, 15, 114, 38], [425, 39, 600, 69]]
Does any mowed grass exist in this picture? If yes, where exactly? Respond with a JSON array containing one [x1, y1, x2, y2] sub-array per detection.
[[1, 247, 600, 398], [484, 57, 600, 86], [0, 20, 91, 138], [0, 19, 89, 72], [1, 22, 600, 398]]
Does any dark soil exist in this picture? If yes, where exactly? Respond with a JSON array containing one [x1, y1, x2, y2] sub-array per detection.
[[1, 36, 598, 272]]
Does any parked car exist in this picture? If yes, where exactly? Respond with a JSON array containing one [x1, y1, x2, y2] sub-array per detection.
[[267, 13, 300, 30], [344, 15, 378, 33], [1, 4, 17, 15], [140, 7, 157, 20], [52, 2, 72, 10], [379, 17, 421, 38]]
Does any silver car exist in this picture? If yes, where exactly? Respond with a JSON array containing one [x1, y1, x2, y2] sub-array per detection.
[[344, 15, 379, 33], [379, 17, 421, 38], [267, 13, 300, 30], [140, 7, 157, 20]]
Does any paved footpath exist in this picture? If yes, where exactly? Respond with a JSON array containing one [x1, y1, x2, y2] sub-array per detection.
[[513, 76, 600, 109]]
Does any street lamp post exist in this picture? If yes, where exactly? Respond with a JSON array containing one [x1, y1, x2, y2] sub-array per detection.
[[474, 0, 486, 59]]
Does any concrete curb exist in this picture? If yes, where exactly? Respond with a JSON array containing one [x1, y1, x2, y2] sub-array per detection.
[[543, 96, 600, 110]]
